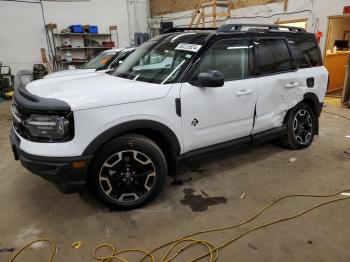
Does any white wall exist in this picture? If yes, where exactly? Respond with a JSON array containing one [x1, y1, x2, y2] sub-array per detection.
[[0, 0, 149, 74], [150, 0, 350, 57]]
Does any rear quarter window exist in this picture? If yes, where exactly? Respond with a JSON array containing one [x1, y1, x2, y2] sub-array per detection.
[[288, 40, 310, 68], [258, 39, 293, 74], [295, 41, 322, 67], [288, 34, 322, 67]]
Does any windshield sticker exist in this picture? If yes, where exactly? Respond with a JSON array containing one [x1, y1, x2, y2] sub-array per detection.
[[175, 43, 202, 52]]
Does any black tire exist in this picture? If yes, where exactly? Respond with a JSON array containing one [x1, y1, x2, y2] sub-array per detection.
[[88, 134, 167, 210], [279, 102, 316, 150]]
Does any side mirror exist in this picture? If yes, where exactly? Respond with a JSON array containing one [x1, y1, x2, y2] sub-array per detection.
[[196, 70, 224, 88]]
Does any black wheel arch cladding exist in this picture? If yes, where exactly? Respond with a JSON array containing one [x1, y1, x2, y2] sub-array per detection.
[[284, 93, 320, 135], [83, 120, 181, 158]]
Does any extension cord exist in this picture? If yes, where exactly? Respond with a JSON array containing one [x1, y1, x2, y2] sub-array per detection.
[[9, 189, 350, 262]]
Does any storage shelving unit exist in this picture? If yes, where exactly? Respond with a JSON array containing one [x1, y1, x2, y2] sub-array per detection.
[[46, 24, 118, 70]]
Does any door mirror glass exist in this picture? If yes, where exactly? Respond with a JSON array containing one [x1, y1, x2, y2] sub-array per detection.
[[196, 70, 224, 87]]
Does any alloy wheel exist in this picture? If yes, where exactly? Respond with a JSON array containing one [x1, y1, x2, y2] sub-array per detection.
[[293, 109, 313, 145], [99, 150, 156, 203]]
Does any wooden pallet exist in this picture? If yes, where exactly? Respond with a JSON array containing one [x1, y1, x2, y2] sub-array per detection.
[[189, 0, 232, 28]]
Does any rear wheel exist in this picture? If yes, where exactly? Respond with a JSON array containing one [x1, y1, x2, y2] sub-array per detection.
[[88, 134, 167, 210], [280, 102, 316, 150]]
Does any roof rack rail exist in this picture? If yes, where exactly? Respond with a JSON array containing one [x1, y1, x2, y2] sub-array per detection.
[[161, 27, 218, 34], [217, 24, 306, 32]]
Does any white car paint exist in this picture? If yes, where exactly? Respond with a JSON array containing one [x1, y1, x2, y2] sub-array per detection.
[[16, 81, 182, 157], [26, 74, 172, 111], [180, 78, 257, 152], [44, 69, 97, 79], [253, 67, 328, 134]]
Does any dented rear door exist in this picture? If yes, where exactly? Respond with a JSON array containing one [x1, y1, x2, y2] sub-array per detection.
[[252, 37, 304, 134]]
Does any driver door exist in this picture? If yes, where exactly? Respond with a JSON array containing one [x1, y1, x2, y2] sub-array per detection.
[[180, 38, 258, 153]]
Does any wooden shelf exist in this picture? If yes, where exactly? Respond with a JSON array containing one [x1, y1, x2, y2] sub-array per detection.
[[57, 46, 111, 50], [54, 33, 111, 37], [47, 23, 117, 70]]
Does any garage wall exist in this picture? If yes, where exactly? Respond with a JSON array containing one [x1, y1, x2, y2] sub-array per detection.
[[150, 0, 350, 57], [0, 0, 149, 74], [150, 0, 284, 16]]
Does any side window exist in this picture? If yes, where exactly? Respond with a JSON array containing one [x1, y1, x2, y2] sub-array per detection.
[[294, 40, 322, 67], [196, 39, 252, 81], [288, 40, 310, 68], [258, 39, 292, 74]]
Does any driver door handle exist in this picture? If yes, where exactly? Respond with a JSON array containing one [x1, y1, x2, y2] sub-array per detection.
[[235, 89, 252, 97], [285, 82, 299, 88]]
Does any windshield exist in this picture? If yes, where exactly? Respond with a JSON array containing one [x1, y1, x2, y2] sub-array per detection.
[[114, 34, 207, 84], [82, 51, 117, 69]]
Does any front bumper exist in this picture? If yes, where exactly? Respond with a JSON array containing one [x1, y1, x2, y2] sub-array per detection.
[[10, 128, 92, 193]]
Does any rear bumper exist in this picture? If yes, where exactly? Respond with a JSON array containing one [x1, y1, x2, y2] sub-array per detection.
[[10, 128, 92, 193]]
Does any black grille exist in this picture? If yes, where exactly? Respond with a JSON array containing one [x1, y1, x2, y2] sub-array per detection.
[[11, 104, 30, 138]]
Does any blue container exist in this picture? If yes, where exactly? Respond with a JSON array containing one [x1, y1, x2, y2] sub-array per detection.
[[88, 25, 98, 34], [69, 25, 83, 33]]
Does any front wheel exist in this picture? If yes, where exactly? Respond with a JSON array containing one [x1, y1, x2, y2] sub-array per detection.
[[280, 102, 316, 150], [88, 134, 167, 210]]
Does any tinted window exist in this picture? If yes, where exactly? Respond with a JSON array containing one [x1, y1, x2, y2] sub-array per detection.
[[288, 40, 310, 68], [258, 39, 292, 74], [294, 40, 322, 67], [287, 34, 322, 67], [196, 39, 252, 81]]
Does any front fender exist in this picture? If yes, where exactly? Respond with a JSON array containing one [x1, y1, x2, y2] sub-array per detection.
[[82, 119, 181, 156]]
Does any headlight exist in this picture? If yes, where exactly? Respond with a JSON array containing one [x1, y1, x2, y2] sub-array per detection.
[[12, 104, 74, 142], [24, 114, 71, 140]]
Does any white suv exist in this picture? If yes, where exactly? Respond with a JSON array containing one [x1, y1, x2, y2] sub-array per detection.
[[10, 24, 328, 209]]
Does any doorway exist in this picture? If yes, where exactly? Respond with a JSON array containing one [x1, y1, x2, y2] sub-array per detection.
[[324, 15, 350, 97]]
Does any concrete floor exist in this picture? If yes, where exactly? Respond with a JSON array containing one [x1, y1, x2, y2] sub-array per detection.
[[1, 98, 350, 261]]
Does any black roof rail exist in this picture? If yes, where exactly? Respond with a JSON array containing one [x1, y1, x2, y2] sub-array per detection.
[[217, 24, 306, 33], [161, 27, 218, 34]]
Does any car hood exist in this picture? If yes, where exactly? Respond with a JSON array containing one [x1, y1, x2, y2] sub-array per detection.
[[44, 69, 97, 79], [26, 74, 171, 111]]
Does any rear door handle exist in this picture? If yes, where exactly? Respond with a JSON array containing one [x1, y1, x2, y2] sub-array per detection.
[[235, 89, 252, 97], [285, 82, 299, 88]]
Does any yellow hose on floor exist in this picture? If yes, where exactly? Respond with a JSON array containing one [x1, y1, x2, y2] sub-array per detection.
[[322, 109, 350, 121], [9, 238, 56, 262], [10, 189, 350, 262]]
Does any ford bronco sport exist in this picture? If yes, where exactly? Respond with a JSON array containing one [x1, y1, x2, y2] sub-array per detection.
[[10, 24, 328, 209]]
